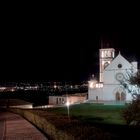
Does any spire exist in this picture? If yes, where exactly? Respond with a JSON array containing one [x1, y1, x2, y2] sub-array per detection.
[[118, 51, 121, 55]]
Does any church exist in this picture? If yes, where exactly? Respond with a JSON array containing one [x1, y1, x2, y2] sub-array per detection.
[[88, 48, 138, 104]]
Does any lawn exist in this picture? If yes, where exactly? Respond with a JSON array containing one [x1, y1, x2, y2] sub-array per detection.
[[10, 103, 140, 139], [46, 103, 126, 125]]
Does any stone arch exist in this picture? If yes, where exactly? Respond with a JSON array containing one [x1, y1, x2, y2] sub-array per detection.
[[113, 86, 126, 101], [121, 92, 126, 101]]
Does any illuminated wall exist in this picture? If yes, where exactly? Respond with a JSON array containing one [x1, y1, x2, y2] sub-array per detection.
[[88, 48, 138, 103], [99, 48, 115, 82]]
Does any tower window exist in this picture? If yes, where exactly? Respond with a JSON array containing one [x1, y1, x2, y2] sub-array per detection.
[[104, 62, 109, 69]]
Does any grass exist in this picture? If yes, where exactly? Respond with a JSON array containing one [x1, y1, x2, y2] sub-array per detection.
[[46, 103, 126, 125], [11, 103, 140, 139]]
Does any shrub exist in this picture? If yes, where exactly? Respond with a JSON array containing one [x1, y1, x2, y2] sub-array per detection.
[[122, 94, 140, 126]]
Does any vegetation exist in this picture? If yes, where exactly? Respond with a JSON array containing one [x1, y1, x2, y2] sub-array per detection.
[[9, 103, 140, 139], [45, 103, 126, 125], [122, 69, 140, 126], [30, 104, 126, 139], [0, 90, 49, 106], [9, 105, 112, 140], [122, 94, 140, 126]]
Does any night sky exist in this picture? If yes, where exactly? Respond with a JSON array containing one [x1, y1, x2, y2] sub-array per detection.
[[1, 5, 140, 83]]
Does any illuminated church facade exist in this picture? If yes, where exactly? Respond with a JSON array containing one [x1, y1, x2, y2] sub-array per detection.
[[88, 48, 138, 104]]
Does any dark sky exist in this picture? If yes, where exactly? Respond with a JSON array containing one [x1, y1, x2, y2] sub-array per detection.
[[1, 4, 140, 83]]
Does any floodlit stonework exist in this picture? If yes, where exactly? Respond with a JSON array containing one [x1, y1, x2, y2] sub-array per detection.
[[88, 48, 138, 104]]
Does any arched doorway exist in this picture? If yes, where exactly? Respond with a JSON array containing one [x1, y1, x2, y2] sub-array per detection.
[[115, 92, 126, 101], [116, 92, 121, 101], [121, 92, 126, 101], [114, 86, 126, 101]]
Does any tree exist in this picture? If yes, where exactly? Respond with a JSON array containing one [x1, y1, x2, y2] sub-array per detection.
[[122, 69, 140, 126], [122, 94, 140, 125]]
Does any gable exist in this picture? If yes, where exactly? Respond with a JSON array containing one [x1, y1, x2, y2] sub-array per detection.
[[104, 53, 132, 70]]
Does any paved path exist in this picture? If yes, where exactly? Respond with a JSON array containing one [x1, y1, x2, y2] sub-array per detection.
[[0, 111, 48, 140]]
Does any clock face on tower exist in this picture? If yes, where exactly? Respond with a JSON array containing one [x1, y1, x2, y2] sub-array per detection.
[[116, 73, 124, 81]]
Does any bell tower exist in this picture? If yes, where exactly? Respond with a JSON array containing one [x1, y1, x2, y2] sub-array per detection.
[[99, 48, 115, 82]]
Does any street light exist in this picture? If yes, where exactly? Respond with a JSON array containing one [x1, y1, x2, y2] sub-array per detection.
[[66, 99, 70, 121]]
